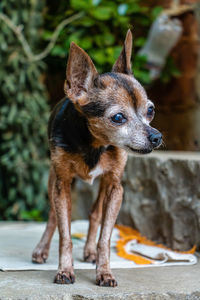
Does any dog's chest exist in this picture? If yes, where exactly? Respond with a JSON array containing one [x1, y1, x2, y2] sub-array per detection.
[[85, 165, 103, 185]]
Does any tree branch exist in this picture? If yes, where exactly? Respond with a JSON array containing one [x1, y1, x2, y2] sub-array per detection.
[[0, 11, 84, 62], [163, 4, 195, 17]]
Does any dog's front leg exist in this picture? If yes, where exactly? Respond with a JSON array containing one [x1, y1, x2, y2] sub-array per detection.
[[96, 175, 123, 287], [84, 177, 106, 263], [53, 177, 75, 284]]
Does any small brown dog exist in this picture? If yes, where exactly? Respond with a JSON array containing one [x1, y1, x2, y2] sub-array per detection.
[[32, 30, 162, 287]]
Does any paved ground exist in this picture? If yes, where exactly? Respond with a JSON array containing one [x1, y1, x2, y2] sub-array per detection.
[[1, 261, 200, 300]]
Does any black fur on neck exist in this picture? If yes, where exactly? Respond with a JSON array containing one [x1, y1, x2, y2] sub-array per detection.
[[49, 98, 106, 169]]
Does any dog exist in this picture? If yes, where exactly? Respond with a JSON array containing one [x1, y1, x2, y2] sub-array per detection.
[[32, 30, 162, 287]]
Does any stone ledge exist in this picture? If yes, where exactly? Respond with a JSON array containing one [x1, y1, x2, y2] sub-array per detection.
[[0, 261, 200, 300], [120, 151, 200, 251], [72, 151, 200, 251], [133, 151, 200, 161]]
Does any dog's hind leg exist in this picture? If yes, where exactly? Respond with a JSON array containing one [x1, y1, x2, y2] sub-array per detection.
[[32, 167, 57, 264], [84, 177, 106, 263]]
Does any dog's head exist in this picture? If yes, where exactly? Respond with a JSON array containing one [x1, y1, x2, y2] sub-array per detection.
[[64, 30, 162, 154]]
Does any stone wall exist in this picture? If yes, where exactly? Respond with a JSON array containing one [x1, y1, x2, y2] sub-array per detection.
[[72, 151, 200, 251]]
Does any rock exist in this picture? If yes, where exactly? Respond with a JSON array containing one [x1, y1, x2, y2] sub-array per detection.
[[119, 151, 200, 251], [72, 151, 200, 251]]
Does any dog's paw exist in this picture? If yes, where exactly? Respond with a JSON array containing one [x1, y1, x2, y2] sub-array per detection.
[[96, 273, 118, 287], [32, 248, 49, 264], [84, 250, 96, 264], [54, 270, 75, 284]]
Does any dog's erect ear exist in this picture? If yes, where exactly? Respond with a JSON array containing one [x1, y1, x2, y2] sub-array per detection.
[[64, 42, 98, 104], [112, 29, 133, 74]]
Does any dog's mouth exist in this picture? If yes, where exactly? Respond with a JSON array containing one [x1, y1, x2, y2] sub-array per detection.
[[126, 146, 152, 154]]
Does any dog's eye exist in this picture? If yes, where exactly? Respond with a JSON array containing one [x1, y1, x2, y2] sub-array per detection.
[[111, 113, 127, 124], [147, 106, 154, 117]]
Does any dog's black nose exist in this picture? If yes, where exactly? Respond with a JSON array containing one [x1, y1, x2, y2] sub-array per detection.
[[148, 132, 162, 147]]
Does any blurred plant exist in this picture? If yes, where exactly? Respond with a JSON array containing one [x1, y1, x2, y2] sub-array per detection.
[[43, 0, 166, 85], [160, 56, 181, 83], [0, 0, 181, 221], [0, 0, 49, 220]]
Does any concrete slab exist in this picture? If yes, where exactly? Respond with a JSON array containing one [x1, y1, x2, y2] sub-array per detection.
[[0, 221, 197, 271], [0, 261, 200, 300]]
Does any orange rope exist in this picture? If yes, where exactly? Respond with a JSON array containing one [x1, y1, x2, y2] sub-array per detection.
[[115, 224, 196, 264]]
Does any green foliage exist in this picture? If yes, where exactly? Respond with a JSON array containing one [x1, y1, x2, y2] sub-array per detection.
[[0, 0, 180, 221], [43, 0, 162, 84], [0, 0, 49, 220], [43, 1, 179, 84]]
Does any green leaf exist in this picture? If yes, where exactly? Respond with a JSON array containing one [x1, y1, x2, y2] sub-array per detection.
[[42, 30, 53, 41], [151, 6, 163, 20], [70, 0, 91, 10], [51, 45, 66, 57], [90, 7, 113, 20], [133, 69, 151, 84], [134, 37, 146, 47], [91, 48, 106, 64], [79, 36, 93, 49]]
